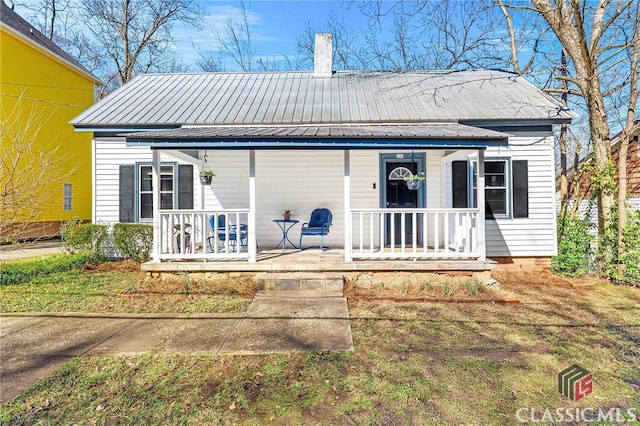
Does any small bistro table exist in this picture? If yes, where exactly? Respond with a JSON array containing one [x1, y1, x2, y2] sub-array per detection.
[[273, 219, 299, 250]]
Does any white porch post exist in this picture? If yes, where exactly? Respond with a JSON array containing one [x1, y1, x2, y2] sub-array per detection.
[[248, 149, 257, 262], [477, 148, 486, 261], [152, 149, 161, 262], [344, 150, 352, 262]]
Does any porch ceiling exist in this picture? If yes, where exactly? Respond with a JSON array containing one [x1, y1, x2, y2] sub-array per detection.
[[123, 123, 509, 149]]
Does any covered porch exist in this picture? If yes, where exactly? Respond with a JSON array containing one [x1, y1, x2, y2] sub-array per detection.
[[130, 123, 508, 267]]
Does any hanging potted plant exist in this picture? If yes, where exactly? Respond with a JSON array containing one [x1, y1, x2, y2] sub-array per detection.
[[405, 171, 425, 190], [199, 170, 216, 185]]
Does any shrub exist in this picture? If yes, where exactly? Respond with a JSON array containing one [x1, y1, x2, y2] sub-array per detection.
[[63, 224, 108, 259], [551, 212, 595, 277], [113, 223, 153, 260], [0, 253, 92, 286], [614, 208, 640, 285]]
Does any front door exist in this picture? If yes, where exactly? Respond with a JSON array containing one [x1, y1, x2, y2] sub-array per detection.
[[385, 161, 420, 245]]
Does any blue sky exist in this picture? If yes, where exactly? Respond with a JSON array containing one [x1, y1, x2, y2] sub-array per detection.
[[175, 1, 368, 71]]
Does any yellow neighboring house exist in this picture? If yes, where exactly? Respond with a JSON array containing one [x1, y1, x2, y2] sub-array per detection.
[[1, 1, 102, 239]]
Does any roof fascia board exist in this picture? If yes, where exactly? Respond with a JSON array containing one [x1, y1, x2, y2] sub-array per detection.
[[1, 22, 103, 85]]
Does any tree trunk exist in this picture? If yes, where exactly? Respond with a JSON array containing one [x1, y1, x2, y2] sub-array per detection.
[[558, 50, 569, 219]]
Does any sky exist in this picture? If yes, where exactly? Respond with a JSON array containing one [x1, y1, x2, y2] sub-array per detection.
[[173, 0, 369, 71]]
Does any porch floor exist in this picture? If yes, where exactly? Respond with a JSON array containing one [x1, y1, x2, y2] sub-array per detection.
[[142, 249, 495, 273]]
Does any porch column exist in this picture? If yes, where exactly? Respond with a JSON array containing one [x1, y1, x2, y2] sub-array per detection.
[[248, 149, 257, 262], [152, 149, 161, 263], [344, 150, 352, 262], [477, 148, 486, 261]]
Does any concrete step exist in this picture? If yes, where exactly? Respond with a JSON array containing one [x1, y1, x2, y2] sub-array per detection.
[[256, 272, 344, 292]]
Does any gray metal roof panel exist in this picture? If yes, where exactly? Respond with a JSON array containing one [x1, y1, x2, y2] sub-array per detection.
[[122, 123, 509, 139], [72, 70, 574, 127]]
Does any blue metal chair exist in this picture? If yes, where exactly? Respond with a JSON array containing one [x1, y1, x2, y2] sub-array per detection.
[[207, 215, 248, 252], [299, 208, 332, 250]]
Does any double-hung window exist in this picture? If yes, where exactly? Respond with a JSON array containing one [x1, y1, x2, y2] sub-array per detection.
[[452, 158, 528, 219], [118, 163, 193, 223], [139, 165, 175, 221], [63, 183, 73, 211]]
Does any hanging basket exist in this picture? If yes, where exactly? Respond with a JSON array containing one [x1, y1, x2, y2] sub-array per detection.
[[200, 175, 213, 185], [406, 180, 421, 190]]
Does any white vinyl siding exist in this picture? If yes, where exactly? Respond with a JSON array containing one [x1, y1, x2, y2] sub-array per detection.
[[94, 134, 557, 257], [94, 138, 201, 225], [484, 133, 557, 257]]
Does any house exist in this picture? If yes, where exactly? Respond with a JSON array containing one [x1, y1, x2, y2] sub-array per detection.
[[565, 120, 640, 213], [0, 1, 102, 238], [71, 34, 572, 272]]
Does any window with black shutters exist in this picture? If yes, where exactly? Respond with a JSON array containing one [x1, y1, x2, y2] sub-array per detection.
[[119, 163, 193, 222], [452, 158, 529, 219]]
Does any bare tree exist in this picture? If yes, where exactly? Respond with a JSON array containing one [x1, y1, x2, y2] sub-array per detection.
[[80, 0, 201, 89], [614, 2, 640, 276], [0, 97, 74, 243], [529, 1, 628, 242], [296, 13, 361, 70], [209, 0, 255, 71]]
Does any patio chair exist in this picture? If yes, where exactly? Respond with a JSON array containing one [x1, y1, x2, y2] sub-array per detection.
[[299, 208, 333, 250], [207, 215, 248, 252]]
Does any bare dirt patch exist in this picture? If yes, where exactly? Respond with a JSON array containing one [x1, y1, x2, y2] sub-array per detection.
[[344, 271, 519, 304], [85, 260, 141, 272], [123, 272, 258, 298]]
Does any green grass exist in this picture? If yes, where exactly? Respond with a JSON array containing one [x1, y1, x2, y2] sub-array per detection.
[[1, 274, 639, 424], [0, 258, 251, 313]]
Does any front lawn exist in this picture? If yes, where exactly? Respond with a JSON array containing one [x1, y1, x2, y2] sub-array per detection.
[[1, 266, 638, 424], [0, 258, 254, 313]]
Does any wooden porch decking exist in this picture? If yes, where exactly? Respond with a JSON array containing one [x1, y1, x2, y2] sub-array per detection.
[[141, 248, 496, 274]]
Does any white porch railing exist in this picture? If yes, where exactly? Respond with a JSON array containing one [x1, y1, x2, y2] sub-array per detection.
[[349, 208, 480, 259], [157, 209, 250, 261]]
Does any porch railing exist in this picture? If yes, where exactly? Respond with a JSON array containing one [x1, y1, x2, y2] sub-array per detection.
[[349, 208, 480, 259], [157, 209, 250, 261]]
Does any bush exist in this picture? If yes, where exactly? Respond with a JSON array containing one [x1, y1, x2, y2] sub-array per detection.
[[113, 223, 153, 261], [614, 208, 640, 285], [63, 224, 108, 259], [0, 253, 92, 286], [551, 212, 595, 277]]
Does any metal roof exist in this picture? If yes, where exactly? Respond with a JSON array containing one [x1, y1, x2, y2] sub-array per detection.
[[125, 123, 509, 139], [124, 123, 509, 150], [72, 69, 574, 128]]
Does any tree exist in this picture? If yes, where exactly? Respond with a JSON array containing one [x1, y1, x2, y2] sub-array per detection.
[[0, 97, 74, 243], [80, 0, 201, 90], [525, 0, 639, 273]]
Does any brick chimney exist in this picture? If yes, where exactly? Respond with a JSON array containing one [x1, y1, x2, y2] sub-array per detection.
[[313, 33, 333, 77]]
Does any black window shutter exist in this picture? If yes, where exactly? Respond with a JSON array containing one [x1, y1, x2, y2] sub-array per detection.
[[512, 160, 529, 218], [178, 164, 193, 209], [119, 164, 135, 222], [452, 161, 468, 208]]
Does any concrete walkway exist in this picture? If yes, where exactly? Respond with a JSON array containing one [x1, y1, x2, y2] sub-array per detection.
[[0, 291, 352, 405], [0, 240, 64, 261]]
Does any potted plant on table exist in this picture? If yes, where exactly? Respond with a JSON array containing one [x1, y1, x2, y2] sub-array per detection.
[[283, 209, 292, 220], [404, 171, 425, 190], [199, 170, 216, 185]]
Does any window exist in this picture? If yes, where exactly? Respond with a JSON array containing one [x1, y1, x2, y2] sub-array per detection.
[[139, 165, 175, 221], [118, 164, 193, 223], [481, 161, 508, 216], [451, 158, 528, 219], [63, 184, 72, 211]]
